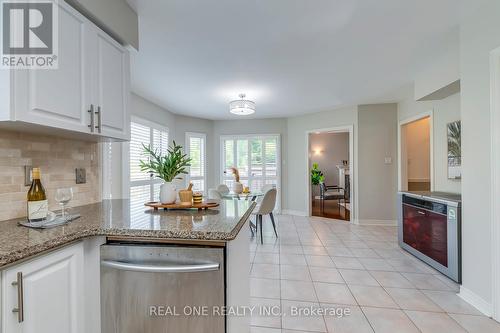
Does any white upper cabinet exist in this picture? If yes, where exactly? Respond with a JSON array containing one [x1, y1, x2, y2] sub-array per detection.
[[1, 243, 84, 333], [1, 0, 130, 141], [92, 30, 130, 140], [11, 3, 92, 134]]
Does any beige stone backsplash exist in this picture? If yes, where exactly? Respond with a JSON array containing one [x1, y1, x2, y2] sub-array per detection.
[[0, 130, 101, 221]]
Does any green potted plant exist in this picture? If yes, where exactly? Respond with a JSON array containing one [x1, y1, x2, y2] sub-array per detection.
[[140, 141, 192, 204], [311, 163, 324, 197]]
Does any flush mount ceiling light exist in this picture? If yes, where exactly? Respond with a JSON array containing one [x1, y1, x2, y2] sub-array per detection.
[[229, 93, 256, 115]]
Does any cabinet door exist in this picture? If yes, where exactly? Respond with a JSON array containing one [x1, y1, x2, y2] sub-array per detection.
[[94, 30, 130, 140], [12, 2, 92, 134], [2, 243, 84, 333]]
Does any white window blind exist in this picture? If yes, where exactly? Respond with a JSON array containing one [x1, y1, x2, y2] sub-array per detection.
[[221, 135, 280, 210], [186, 132, 206, 193], [130, 118, 169, 203]]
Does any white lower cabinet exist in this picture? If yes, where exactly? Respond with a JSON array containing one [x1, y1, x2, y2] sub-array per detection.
[[1, 243, 84, 333]]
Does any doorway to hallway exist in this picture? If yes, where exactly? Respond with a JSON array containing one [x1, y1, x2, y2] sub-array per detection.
[[308, 130, 350, 221]]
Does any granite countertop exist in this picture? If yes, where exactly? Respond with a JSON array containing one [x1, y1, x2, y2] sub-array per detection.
[[400, 191, 462, 204], [0, 199, 255, 268]]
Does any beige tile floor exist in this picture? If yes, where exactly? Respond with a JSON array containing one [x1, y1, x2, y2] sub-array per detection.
[[249, 214, 500, 333]]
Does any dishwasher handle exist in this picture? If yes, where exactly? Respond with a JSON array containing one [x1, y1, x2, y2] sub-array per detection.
[[101, 259, 220, 273]]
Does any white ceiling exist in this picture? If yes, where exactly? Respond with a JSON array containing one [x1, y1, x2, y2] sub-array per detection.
[[128, 0, 460, 120]]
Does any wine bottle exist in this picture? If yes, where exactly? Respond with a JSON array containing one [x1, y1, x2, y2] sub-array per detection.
[[27, 168, 48, 222]]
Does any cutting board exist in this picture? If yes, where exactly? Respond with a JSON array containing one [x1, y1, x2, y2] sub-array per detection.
[[144, 201, 220, 211]]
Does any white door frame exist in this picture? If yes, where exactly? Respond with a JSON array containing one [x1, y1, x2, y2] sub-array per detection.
[[397, 111, 434, 192], [489, 46, 500, 321], [305, 125, 355, 222]]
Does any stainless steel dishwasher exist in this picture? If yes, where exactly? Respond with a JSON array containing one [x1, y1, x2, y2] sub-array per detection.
[[100, 243, 225, 333]]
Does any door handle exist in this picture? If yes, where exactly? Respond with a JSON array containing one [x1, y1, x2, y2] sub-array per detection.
[[101, 260, 220, 273], [11, 272, 24, 323], [88, 104, 95, 133], [95, 106, 102, 134], [417, 210, 426, 215]]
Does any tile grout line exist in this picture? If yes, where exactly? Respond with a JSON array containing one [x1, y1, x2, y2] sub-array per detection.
[[252, 215, 484, 333]]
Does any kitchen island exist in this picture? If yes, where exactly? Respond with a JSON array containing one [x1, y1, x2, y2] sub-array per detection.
[[0, 199, 255, 267], [0, 199, 255, 333]]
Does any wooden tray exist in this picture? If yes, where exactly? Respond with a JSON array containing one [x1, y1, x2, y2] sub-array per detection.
[[145, 201, 220, 211]]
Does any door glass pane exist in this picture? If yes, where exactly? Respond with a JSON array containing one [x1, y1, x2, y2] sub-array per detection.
[[265, 138, 277, 177], [237, 139, 248, 177], [250, 139, 263, 177], [224, 140, 234, 171]]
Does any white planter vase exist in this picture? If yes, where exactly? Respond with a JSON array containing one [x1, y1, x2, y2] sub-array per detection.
[[159, 182, 177, 204], [232, 182, 243, 194]]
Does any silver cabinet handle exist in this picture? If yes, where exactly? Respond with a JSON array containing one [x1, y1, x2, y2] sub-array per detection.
[[95, 106, 102, 134], [101, 260, 220, 273], [11, 272, 24, 323], [88, 104, 95, 133]]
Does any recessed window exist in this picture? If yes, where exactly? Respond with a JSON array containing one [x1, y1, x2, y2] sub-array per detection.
[[129, 117, 169, 203]]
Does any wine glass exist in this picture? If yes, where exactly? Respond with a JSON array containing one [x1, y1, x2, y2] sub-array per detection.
[[55, 188, 73, 221]]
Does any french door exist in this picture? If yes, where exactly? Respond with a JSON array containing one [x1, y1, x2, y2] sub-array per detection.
[[221, 135, 280, 209]]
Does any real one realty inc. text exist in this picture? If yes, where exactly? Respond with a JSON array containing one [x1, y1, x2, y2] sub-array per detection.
[[149, 305, 352, 318]]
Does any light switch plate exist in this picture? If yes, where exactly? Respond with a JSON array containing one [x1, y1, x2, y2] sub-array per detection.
[[76, 168, 86, 184], [24, 166, 33, 186], [384, 157, 392, 164]]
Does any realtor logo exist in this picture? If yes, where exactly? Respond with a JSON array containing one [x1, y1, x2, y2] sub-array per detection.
[[1, 0, 58, 69]]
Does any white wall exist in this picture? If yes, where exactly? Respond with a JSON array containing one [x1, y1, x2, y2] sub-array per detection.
[[414, 29, 460, 100], [131, 93, 176, 129], [309, 132, 349, 196], [286, 106, 357, 215], [357, 104, 398, 223], [405, 117, 430, 182], [398, 93, 461, 193], [459, 0, 500, 310]]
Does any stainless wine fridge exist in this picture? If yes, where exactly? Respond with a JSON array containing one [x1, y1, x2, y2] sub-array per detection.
[[398, 192, 462, 283]]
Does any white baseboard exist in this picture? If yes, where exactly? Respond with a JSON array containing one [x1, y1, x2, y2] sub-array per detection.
[[282, 209, 308, 217], [353, 219, 397, 226], [459, 286, 492, 317]]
